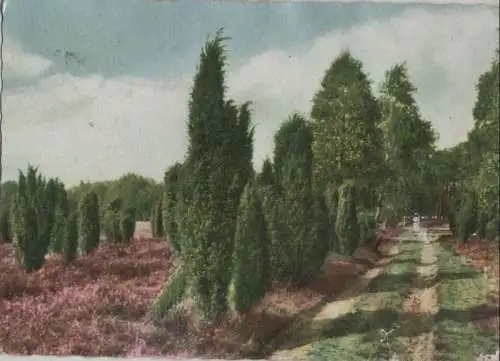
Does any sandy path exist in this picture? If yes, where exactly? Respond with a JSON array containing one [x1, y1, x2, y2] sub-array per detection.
[[402, 229, 440, 361], [269, 234, 409, 361], [269, 266, 386, 361]]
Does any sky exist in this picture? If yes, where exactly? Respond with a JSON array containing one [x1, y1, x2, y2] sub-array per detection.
[[2, 0, 499, 186]]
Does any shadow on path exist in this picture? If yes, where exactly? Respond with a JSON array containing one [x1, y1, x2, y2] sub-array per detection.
[[360, 268, 477, 294]]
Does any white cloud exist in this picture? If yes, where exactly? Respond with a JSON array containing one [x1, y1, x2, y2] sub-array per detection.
[[228, 6, 499, 165], [3, 6, 499, 186], [4, 38, 53, 77], [4, 72, 192, 185]]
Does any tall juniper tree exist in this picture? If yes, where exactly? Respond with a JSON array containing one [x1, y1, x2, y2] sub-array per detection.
[[162, 162, 182, 253], [10, 166, 57, 272], [176, 29, 254, 322], [50, 180, 69, 254], [230, 181, 270, 313], [79, 190, 100, 255], [266, 113, 328, 284]]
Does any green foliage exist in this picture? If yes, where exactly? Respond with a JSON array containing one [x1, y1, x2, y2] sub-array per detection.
[[449, 198, 461, 236], [106, 173, 162, 220], [378, 62, 437, 219], [120, 203, 136, 242], [79, 191, 101, 254], [310, 194, 331, 271], [282, 155, 317, 282], [103, 198, 123, 242], [177, 29, 255, 322], [473, 51, 499, 124], [457, 194, 478, 242], [273, 113, 313, 188], [50, 180, 69, 254], [261, 183, 290, 280], [230, 182, 269, 313], [358, 210, 377, 246], [151, 267, 187, 321], [485, 219, 498, 241], [67, 173, 162, 227], [0, 207, 11, 242], [265, 114, 326, 284], [63, 211, 78, 265], [476, 211, 488, 239], [311, 51, 384, 197], [443, 50, 499, 240], [68, 181, 109, 222], [335, 181, 360, 255], [10, 166, 57, 272], [102, 197, 123, 243], [163, 163, 182, 251], [256, 158, 274, 188], [152, 197, 164, 238], [179, 160, 217, 318], [324, 182, 339, 251], [0, 181, 17, 243]]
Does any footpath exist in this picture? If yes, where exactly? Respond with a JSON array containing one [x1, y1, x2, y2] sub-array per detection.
[[269, 226, 499, 361]]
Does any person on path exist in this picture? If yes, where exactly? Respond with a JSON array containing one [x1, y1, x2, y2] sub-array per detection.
[[412, 213, 420, 233]]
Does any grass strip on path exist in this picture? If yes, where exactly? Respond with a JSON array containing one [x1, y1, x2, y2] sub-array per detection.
[[306, 231, 423, 361], [434, 238, 499, 361], [394, 232, 441, 361]]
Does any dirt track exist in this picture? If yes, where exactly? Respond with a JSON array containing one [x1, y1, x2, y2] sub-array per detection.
[[402, 230, 440, 361], [269, 225, 499, 361], [269, 229, 415, 361]]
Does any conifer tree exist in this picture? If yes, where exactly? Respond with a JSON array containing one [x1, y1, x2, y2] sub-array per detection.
[[0, 206, 11, 243], [273, 113, 313, 190], [256, 158, 274, 188], [267, 114, 326, 284], [175, 29, 255, 321], [163, 163, 182, 251], [63, 211, 78, 265], [79, 191, 100, 254], [51, 180, 69, 253], [152, 197, 164, 238], [457, 193, 477, 242], [104, 197, 122, 242], [10, 166, 57, 271], [230, 182, 269, 313], [120, 203, 136, 242]]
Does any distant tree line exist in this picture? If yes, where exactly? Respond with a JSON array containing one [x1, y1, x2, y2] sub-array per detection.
[[0, 169, 141, 271]]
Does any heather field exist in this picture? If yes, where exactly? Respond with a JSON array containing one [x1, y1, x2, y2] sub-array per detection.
[[0, 229, 403, 358]]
